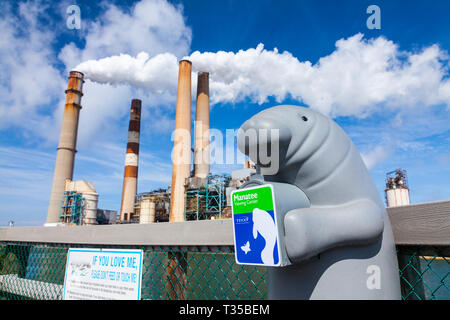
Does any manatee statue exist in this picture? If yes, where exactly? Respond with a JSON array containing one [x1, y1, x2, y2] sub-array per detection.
[[237, 105, 401, 299]]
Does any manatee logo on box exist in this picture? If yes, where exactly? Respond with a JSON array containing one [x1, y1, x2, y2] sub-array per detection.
[[231, 185, 281, 266]]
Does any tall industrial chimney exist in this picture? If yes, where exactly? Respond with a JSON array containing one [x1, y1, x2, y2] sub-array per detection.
[[169, 60, 192, 222], [194, 72, 210, 179], [46, 71, 84, 226], [120, 99, 142, 222]]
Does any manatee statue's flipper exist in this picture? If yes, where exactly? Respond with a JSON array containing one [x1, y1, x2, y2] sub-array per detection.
[[284, 198, 384, 263]]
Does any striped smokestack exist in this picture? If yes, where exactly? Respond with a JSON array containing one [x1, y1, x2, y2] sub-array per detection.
[[120, 99, 142, 222], [169, 60, 192, 222], [194, 72, 210, 179], [46, 71, 84, 226]]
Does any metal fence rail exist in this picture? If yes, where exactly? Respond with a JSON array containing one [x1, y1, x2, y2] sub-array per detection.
[[0, 241, 448, 300]]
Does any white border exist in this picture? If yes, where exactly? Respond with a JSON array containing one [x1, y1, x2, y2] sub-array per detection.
[[62, 248, 143, 300]]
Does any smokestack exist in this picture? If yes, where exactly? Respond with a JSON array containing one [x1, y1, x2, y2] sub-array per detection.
[[120, 99, 142, 222], [194, 72, 210, 179], [45, 71, 84, 226], [169, 60, 192, 222]]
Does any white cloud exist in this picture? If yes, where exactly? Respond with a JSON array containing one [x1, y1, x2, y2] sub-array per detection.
[[77, 33, 450, 119], [361, 144, 393, 170], [59, 0, 192, 70], [0, 1, 65, 134], [191, 34, 450, 117]]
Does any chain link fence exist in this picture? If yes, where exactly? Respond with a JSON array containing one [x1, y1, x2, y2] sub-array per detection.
[[0, 241, 448, 300], [397, 246, 449, 300], [0, 242, 266, 300]]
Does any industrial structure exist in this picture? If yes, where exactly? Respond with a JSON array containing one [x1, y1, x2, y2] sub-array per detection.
[[59, 179, 117, 226], [193, 72, 210, 179], [59, 180, 98, 225], [46, 62, 257, 227], [46, 71, 84, 226], [185, 174, 231, 220], [46, 66, 413, 228], [135, 189, 170, 223], [169, 59, 192, 223], [385, 169, 410, 207]]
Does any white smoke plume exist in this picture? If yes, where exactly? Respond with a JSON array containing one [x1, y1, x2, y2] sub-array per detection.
[[76, 52, 179, 95], [75, 33, 450, 118]]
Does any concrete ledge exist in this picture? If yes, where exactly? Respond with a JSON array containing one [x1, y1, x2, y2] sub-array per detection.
[[1, 200, 449, 247], [0, 219, 234, 246]]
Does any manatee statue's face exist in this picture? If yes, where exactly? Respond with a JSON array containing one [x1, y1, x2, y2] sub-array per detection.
[[237, 105, 316, 175]]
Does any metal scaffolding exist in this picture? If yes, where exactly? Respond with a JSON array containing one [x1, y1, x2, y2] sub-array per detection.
[[59, 191, 83, 225], [386, 169, 409, 190], [206, 174, 230, 217], [185, 189, 207, 220], [184, 174, 231, 220]]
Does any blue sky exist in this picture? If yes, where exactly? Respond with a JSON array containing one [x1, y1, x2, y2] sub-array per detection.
[[0, 0, 449, 226]]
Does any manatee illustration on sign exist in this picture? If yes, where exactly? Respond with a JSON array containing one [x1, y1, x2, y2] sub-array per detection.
[[231, 185, 281, 267], [252, 208, 277, 265]]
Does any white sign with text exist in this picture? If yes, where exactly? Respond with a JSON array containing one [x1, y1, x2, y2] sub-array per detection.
[[63, 248, 143, 300]]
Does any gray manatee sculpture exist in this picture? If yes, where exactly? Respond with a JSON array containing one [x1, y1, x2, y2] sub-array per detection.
[[237, 105, 401, 299]]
